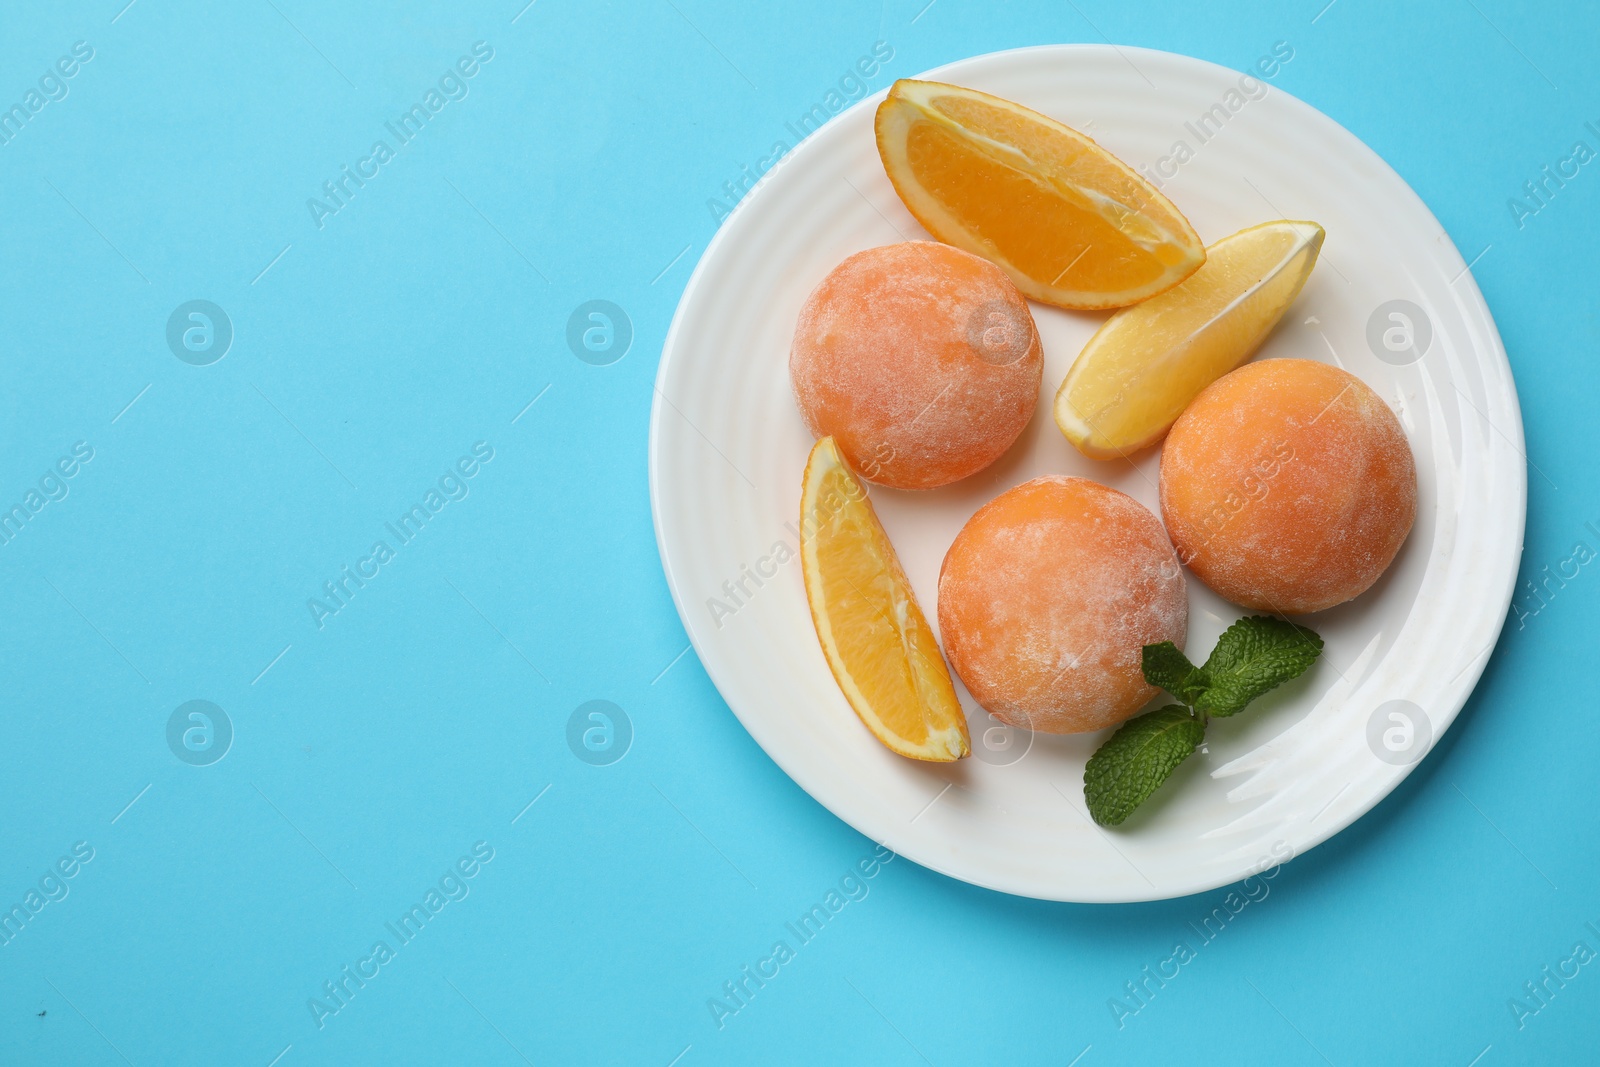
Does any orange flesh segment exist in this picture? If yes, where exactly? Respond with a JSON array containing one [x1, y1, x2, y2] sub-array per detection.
[[877, 79, 1206, 310], [1055, 220, 1325, 459], [800, 437, 970, 762], [905, 122, 1169, 294]]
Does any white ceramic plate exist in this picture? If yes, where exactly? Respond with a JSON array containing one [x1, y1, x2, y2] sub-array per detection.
[[648, 45, 1525, 902]]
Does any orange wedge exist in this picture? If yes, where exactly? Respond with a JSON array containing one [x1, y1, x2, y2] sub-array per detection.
[[875, 79, 1205, 310], [1055, 220, 1325, 459], [800, 436, 970, 762]]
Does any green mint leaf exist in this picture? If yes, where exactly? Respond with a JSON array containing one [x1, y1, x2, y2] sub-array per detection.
[[1141, 642, 1210, 706], [1194, 615, 1323, 718], [1084, 706, 1205, 827]]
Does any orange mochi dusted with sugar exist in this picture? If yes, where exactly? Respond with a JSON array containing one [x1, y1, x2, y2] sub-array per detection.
[[938, 477, 1188, 734], [1160, 358, 1417, 615], [790, 242, 1043, 490]]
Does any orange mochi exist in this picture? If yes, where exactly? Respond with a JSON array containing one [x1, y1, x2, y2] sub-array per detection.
[[938, 477, 1188, 734], [1160, 358, 1417, 615], [790, 242, 1043, 490]]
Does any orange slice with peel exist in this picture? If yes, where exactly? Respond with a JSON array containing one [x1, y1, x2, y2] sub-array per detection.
[[800, 436, 970, 762], [1055, 219, 1325, 459], [875, 78, 1206, 310]]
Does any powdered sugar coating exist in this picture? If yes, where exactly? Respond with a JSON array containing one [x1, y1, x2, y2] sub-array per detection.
[[790, 242, 1043, 489], [1160, 358, 1417, 615], [938, 477, 1188, 734]]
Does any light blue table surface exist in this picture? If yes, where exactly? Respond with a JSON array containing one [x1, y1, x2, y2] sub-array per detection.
[[1, 1, 1595, 1064]]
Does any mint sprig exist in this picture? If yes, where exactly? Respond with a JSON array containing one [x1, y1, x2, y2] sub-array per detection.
[[1084, 616, 1323, 827]]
